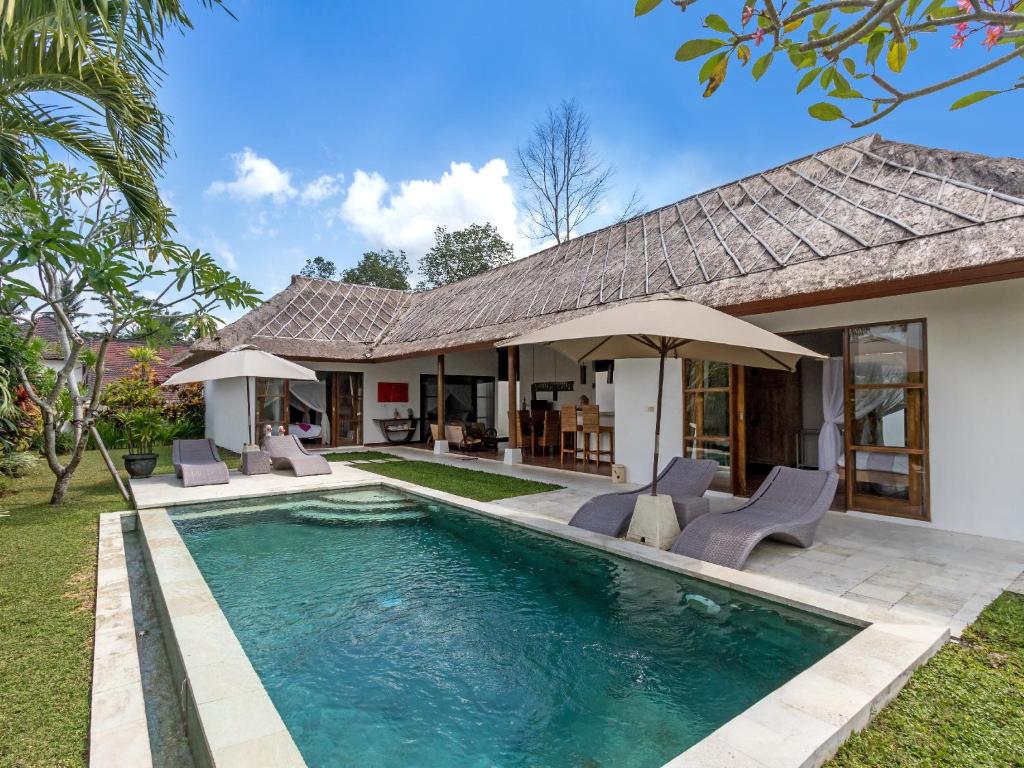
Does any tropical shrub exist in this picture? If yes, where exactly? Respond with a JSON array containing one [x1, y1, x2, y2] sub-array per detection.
[[121, 409, 168, 455], [0, 451, 40, 478]]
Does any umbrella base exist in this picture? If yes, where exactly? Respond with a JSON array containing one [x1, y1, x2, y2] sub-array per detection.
[[626, 495, 680, 550]]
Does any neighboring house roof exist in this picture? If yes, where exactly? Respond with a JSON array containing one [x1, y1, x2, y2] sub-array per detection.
[[186, 134, 1024, 364], [28, 314, 67, 360], [85, 342, 191, 400]]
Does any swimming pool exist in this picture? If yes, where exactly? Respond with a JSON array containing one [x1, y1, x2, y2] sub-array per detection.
[[171, 487, 858, 768]]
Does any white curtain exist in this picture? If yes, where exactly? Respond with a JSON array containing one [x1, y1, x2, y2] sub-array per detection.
[[817, 357, 844, 473], [852, 362, 905, 444], [289, 380, 329, 439]]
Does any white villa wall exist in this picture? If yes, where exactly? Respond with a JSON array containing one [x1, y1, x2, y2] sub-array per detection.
[[205, 378, 251, 453], [614, 358, 684, 487], [206, 349, 504, 451], [291, 349, 499, 444], [614, 279, 1024, 542]]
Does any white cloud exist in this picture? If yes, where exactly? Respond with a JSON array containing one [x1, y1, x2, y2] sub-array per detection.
[[204, 235, 238, 271], [300, 173, 344, 205], [246, 209, 278, 238], [338, 159, 525, 258], [207, 148, 296, 204]]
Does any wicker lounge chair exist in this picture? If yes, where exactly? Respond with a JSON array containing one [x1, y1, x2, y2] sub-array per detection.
[[569, 457, 718, 537], [262, 434, 332, 476], [445, 423, 484, 452], [671, 466, 838, 570], [172, 439, 230, 488]]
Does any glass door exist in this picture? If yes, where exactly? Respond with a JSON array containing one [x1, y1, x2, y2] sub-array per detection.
[[255, 378, 289, 440], [683, 361, 741, 493], [420, 374, 496, 440], [844, 321, 929, 519], [332, 372, 363, 446]]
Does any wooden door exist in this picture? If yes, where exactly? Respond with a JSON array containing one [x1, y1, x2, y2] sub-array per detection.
[[744, 367, 801, 468], [331, 372, 363, 446]]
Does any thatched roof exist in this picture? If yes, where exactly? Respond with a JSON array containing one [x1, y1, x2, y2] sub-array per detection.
[[187, 134, 1024, 364]]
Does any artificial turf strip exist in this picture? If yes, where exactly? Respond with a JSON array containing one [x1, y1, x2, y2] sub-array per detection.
[[827, 591, 1024, 768], [324, 454, 562, 502], [0, 446, 237, 768]]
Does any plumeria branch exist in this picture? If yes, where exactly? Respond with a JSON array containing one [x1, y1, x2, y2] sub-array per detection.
[[644, 0, 1024, 123]]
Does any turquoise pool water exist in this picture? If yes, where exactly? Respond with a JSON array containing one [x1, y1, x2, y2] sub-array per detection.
[[172, 487, 857, 768]]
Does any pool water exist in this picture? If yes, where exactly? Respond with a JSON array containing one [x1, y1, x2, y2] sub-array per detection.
[[173, 488, 857, 768]]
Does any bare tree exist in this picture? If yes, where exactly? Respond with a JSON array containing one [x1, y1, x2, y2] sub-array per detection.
[[616, 188, 647, 223], [516, 100, 613, 243]]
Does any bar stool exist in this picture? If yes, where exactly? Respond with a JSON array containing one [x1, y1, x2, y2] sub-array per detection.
[[516, 410, 535, 456], [539, 411, 560, 456], [559, 405, 579, 466], [582, 405, 613, 466]]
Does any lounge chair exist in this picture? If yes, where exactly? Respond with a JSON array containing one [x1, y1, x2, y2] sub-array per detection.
[[569, 457, 718, 537], [445, 423, 484, 452], [262, 434, 332, 476], [172, 438, 230, 488], [670, 466, 838, 570]]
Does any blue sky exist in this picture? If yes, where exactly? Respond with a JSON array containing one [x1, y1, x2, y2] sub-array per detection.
[[158, 0, 1023, 310]]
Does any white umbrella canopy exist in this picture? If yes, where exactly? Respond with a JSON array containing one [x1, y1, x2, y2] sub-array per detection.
[[162, 344, 318, 386], [163, 345, 317, 447], [497, 299, 824, 495], [496, 299, 820, 371]]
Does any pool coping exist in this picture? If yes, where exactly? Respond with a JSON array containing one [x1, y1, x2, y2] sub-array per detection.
[[138, 478, 949, 768], [89, 511, 153, 768]]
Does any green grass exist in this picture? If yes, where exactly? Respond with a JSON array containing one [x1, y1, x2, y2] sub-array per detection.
[[323, 452, 562, 502], [323, 450, 402, 462], [0, 445, 237, 768], [828, 591, 1024, 768]]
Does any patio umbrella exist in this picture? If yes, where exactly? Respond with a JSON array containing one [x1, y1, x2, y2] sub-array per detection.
[[497, 298, 824, 495], [162, 344, 317, 447]]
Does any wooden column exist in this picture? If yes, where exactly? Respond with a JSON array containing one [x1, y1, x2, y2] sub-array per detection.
[[507, 346, 518, 449], [436, 354, 446, 435]]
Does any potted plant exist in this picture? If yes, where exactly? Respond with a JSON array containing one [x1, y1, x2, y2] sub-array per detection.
[[121, 408, 167, 479]]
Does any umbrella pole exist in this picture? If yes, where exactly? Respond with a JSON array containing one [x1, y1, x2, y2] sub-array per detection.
[[651, 346, 667, 497], [246, 376, 252, 448]]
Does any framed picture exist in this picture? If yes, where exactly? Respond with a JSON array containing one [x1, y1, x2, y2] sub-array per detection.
[[377, 382, 409, 403]]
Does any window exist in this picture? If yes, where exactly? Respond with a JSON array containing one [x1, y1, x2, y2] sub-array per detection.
[[844, 321, 929, 519], [683, 360, 734, 491]]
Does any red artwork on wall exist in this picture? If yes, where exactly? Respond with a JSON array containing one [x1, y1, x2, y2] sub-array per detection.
[[377, 382, 409, 403]]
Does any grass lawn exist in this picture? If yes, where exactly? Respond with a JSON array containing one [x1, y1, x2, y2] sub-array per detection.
[[0, 446, 237, 768], [828, 591, 1024, 768], [322, 451, 562, 502]]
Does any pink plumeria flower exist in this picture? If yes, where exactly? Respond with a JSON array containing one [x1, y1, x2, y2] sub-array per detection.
[[753, 27, 765, 45], [983, 24, 1003, 49], [742, 4, 754, 26], [957, 21, 969, 32], [957, 0, 972, 11], [952, 32, 967, 48]]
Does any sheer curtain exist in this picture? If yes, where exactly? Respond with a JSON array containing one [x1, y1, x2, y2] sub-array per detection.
[[817, 357, 844, 473], [852, 361, 905, 443], [289, 380, 330, 439]]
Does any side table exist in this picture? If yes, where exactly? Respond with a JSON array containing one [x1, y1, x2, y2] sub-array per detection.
[[240, 446, 273, 475]]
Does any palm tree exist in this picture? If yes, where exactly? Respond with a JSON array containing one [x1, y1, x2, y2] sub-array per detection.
[[0, 0, 224, 229]]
